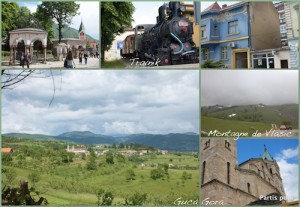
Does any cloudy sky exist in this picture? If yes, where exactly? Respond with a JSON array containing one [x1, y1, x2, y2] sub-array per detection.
[[2, 70, 199, 136], [201, 70, 298, 106], [18, 1, 99, 40], [238, 139, 299, 201]]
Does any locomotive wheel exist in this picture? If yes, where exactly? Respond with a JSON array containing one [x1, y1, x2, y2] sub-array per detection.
[[157, 49, 171, 66]]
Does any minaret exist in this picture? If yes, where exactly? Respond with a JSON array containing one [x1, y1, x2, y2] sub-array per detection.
[[78, 18, 86, 40]]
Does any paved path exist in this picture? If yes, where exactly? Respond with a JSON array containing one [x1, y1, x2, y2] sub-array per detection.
[[2, 58, 99, 69]]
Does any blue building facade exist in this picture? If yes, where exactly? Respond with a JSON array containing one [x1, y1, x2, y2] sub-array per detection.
[[201, 2, 281, 68]]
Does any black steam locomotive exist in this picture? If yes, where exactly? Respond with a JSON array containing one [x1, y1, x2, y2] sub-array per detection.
[[121, 2, 199, 66]]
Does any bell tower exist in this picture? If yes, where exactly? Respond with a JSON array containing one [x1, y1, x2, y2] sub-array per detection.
[[201, 138, 238, 187], [78, 18, 86, 40]]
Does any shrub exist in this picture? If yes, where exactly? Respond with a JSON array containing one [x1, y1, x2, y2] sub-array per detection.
[[150, 168, 164, 180], [124, 192, 147, 205]]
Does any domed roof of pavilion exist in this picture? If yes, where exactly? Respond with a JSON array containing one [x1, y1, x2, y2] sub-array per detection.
[[10, 28, 47, 33]]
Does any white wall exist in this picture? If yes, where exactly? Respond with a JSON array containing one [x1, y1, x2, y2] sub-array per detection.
[[105, 30, 134, 61], [274, 50, 290, 68]]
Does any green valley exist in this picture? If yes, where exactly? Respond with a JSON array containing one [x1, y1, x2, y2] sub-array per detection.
[[2, 137, 199, 206]]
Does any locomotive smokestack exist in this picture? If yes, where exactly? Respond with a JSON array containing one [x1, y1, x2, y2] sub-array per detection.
[[158, 5, 166, 21], [169, 2, 181, 17]]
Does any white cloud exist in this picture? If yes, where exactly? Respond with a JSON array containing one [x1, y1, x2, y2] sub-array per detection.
[[2, 70, 199, 136], [275, 146, 299, 202]]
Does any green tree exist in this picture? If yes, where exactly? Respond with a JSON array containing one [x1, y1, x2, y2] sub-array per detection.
[[125, 169, 136, 181], [87, 153, 97, 170], [96, 188, 114, 206], [2, 180, 48, 205], [106, 153, 114, 164], [150, 168, 164, 180], [4, 168, 17, 185], [201, 59, 224, 68], [28, 171, 40, 187], [124, 192, 147, 205], [1, 2, 20, 39], [36, 2, 80, 42], [101, 2, 135, 61]]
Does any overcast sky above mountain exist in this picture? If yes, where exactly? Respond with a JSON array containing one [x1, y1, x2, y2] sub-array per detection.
[[2, 70, 199, 135], [201, 70, 298, 106]]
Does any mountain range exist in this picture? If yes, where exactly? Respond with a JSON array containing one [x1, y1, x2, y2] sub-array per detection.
[[2, 131, 199, 152]]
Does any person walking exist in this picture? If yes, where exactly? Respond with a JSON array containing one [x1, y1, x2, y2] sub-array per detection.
[[24, 50, 32, 68], [65, 50, 76, 69], [84, 51, 88, 64], [79, 51, 83, 64], [20, 52, 25, 68]]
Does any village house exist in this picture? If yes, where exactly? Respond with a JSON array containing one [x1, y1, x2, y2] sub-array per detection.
[[1, 148, 13, 153], [201, 2, 281, 68], [66, 145, 89, 155]]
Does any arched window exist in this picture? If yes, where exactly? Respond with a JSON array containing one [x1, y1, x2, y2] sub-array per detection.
[[270, 168, 273, 175], [201, 161, 206, 185], [227, 162, 230, 184], [247, 183, 251, 193]]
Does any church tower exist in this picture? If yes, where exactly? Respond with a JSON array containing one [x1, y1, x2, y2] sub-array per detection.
[[201, 138, 239, 187], [261, 145, 286, 198], [78, 18, 86, 40], [201, 139, 287, 205]]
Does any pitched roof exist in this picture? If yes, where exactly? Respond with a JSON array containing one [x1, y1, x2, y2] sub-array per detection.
[[262, 145, 274, 161], [52, 23, 99, 43], [203, 2, 221, 12], [78, 20, 85, 32], [1, 148, 13, 153]]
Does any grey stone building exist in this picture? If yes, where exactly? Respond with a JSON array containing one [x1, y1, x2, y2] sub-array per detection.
[[201, 138, 286, 205]]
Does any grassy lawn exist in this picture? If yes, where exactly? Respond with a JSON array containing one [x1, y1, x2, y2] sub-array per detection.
[[201, 116, 272, 136], [101, 60, 126, 68]]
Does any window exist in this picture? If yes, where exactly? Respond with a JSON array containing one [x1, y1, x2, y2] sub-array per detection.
[[252, 53, 275, 69], [203, 139, 210, 150], [203, 48, 210, 60], [279, 18, 286, 23], [228, 20, 238, 34], [247, 183, 251, 193], [262, 165, 265, 179], [221, 47, 228, 60], [225, 140, 231, 151], [280, 25, 287, 33], [227, 162, 230, 184], [258, 169, 261, 176], [270, 168, 273, 175], [202, 161, 206, 185], [201, 25, 207, 38], [213, 24, 218, 36]]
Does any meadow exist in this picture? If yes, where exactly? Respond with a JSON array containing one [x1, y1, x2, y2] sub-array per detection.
[[201, 116, 272, 136], [2, 137, 199, 205]]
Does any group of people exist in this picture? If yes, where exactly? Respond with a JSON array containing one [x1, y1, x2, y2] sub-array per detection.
[[19, 49, 96, 69], [65, 50, 89, 69]]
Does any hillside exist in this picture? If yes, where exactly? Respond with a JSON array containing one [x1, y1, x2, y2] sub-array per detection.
[[2, 131, 199, 152], [201, 116, 273, 137], [201, 104, 298, 128], [52, 23, 99, 42]]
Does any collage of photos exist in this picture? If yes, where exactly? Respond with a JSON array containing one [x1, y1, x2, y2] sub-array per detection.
[[1, 0, 299, 207]]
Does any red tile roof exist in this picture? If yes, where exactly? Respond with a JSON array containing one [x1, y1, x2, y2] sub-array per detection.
[[1, 148, 13, 153]]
